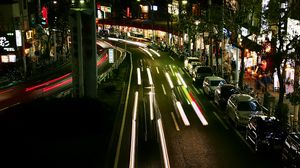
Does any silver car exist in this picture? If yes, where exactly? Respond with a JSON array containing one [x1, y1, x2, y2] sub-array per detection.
[[202, 76, 226, 97], [226, 94, 264, 128]]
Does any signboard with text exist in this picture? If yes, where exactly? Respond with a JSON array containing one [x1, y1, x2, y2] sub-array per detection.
[[108, 48, 114, 63], [0, 32, 17, 63]]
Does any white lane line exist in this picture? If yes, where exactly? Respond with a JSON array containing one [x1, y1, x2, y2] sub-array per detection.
[[114, 52, 133, 168], [146, 68, 153, 85], [157, 119, 171, 168], [129, 93, 139, 168], [176, 101, 190, 126], [213, 111, 229, 130], [169, 56, 175, 61], [156, 67, 160, 74], [161, 84, 167, 95], [171, 112, 180, 131], [192, 85, 200, 94], [176, 72, 187, 88], [137, 68, 141, 85]]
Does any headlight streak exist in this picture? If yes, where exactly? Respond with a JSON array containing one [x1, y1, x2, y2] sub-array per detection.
[[137, 68, 141, 85], [150, 48, 161, 57], [129, 92, 139, 168], [165, 72, 174, 89], [149, 91, 154, 121], [170, 112, 180, 131], [157, 119, 171, 168], [146, 68, 153, 85], [139, 47, 154, 60], [176, 101, 191, 126], [176, 72, 187, 88], [120, 39, 148, 47]]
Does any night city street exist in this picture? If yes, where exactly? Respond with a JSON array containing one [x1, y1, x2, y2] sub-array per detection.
[[1, 0, 300, 168]]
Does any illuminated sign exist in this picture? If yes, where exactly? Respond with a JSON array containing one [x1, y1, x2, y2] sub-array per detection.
[[108, 48, 114, 63], [15, 30, 22, 47], [0, 32, 17, 53]]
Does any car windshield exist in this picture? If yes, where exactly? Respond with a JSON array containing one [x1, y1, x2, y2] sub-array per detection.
[[237, 101, 261, 111], [197, 67, 212, 74], [210, 80, 224, 86]]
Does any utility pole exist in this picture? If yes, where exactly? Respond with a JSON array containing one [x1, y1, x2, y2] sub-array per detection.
[[70, 0, 97, 98]]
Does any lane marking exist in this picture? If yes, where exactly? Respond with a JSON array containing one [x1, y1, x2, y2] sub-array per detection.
[[171, 112, 180, 131], [114, 51, 133, 168], [129, 92, 139, 168], [165, 72, 174, 89], [146, 68, 153, 85], [213, 111, 229, 130], [192, 85, 200, 94], [156, 67, 160, 74], [169, 56, 175, 61], [0, 102, 20, 112], [161, 84, 167, 95]]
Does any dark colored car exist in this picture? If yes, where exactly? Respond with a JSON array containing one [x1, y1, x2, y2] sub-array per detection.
[[246, 115, 287, 152], [282, 132, 300, 167], [214, 84, 240, 107], [192, 66, 213, 87]]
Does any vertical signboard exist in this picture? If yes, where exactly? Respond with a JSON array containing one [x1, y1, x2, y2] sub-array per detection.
[[109, 48, 114, 63]]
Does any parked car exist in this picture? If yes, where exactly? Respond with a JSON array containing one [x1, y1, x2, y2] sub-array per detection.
[[226, 94, 264, 128], [192, 66, 213, 87], [202, 76, 226, 97], [214, 84, 240, 107], [282, 132, 300, 167], [184, 57, 199, 70], [188, 62, 202, 75], [245, 115, 287, 152]]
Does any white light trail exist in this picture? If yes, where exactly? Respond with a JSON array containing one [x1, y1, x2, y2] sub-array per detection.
[[146, 68, 153, 85], [157, 119, 171, 168], [176, 72, 187, 88], [137, 68, 141, 85], [176, 101, 190, 126], [150, 48, 161, 57], [139, 47, 154, 60], [129, 92, 139, 168], [191, 101, 208, 126], [149, 92, 154, 121], [171, 112, 180, 131], [169, 65, 175, 76], [165, 72, 174, 89]]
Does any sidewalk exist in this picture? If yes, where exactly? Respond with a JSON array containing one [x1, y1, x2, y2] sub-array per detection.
[[243, 73, 296, 127]]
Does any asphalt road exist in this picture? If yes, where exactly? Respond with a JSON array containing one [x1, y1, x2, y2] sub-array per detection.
[[116, 41, 283, 168]]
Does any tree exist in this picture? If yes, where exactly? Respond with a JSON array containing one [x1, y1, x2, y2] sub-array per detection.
[[224, 0, 262, 88]]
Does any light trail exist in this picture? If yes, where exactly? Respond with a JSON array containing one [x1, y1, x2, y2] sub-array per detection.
[[129, 92, 139, 168], [150, 48, 161, 57], [176, 72, 187, 88], [146, 68, 153, 85], [191, 101, 208, 126], [139, 47, 154, 60], [176, 101, 190, 126], [25, 73, 71, 92], [157, 119, 171, 168], [42, 78, 72, 92], [137, 68, 141, 85], [161, 84, 167, 95], [97, 54, 108, 66], [171, 112, 180, 131], [149, 91, 154, 121], [165, 72, 174, 89]]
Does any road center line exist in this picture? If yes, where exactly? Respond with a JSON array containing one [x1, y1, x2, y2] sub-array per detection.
[[171, 112, 180, 131]]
